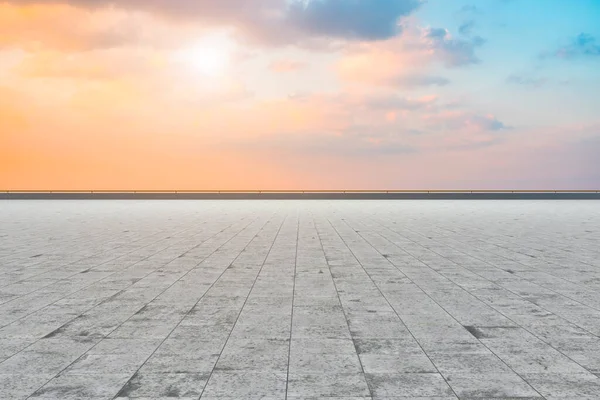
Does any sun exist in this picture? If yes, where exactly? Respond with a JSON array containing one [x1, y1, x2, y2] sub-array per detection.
[[175, 32, 235, 77], [184, 45, 229, 77]]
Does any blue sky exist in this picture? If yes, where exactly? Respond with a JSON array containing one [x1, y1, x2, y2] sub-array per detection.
[[417, 0, 600, 125]]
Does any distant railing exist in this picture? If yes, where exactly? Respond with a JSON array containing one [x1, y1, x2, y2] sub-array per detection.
[[2, 190, 600, 193], [2, 190, 600, 200]]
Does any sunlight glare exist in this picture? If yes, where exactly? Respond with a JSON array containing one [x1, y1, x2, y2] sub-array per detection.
[[175, 32, 235, 77]]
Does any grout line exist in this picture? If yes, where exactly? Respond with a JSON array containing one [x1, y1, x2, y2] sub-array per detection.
[[284, 208, 300, 400], [324, 215, 463, 400], [198, 213, 286, 400], [21, 215, 260, 400], [339, 216, 550, 398], [0, 214, 242, 333], [311, 210, 373, 398], [0, 218, 236, 367], [363, 215, 599, 376], [375, 212, 600, 323], [0, 223, 202, 314], [106, 214, 270, 400]]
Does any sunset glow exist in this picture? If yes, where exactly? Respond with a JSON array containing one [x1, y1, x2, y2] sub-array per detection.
[[0, 1, 599, 190]]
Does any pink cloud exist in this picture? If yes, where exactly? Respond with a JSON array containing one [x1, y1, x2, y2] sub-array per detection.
[[336, 20, 483, 88], [0, 3, 233, 52], [4, 0, 424, 48], [268, 59, 308, 73], [422, 110, 509, 132]]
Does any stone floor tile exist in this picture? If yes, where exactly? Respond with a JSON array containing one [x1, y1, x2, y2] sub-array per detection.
[[29, 373, 131, 399], [428, 352, 514, 374], [64, 352, 149, 375], [444, 373, 540, 398], [140, 353, 219, 374], [201, 371, 287, 398], [520, 372, 600, 399], [115, 372, 209, 398], [0, 374, 55, 400], [287, 373, 371, 397], [365, 372, 454, 397], [215, 338, 289, 371]]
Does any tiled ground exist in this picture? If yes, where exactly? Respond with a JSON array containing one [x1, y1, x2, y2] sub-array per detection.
[[1, 200, 600, 400]]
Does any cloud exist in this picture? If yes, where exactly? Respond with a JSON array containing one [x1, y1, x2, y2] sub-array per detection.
[[0, 3, 214, 51], [208, 91, 512, 158], [282, 91, 439, 114], [5, 0, 423, 47], [13, 49, 150, 80], [336, 51, 450, 88], [286, 0, 421, 40], [458, 20, 475, 36], [268, 59, 308, 73], [219, 105, 512, 158], [419, 112, 511, 150], [8, 0, 281, 19], [336, 21, 483, 88], [423, 27, 484, 66], [456, 5, 480, 38], [557, 33, 600, 58], [544, 33, 600, 60], [226, 127, 417, 158], [467, 114, 509, 131], [423, 111, 510, 132], [0, 4, 133, 51], [507, 74, 547, 88], [402, 75, 451, 87], [458, 5, 482, 15], [361, 94, 439, 111]]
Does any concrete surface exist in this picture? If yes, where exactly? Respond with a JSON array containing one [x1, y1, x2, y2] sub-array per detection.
[[0, 200, 599, 399]]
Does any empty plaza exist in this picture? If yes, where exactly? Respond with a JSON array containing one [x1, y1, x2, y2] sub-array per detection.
[[1, 199, 600, 399]]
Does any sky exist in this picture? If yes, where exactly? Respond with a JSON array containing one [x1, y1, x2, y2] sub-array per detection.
[[1, 0, 599, 190]]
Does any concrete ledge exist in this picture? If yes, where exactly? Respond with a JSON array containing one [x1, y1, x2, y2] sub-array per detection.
[[1, 191, 600, 200]]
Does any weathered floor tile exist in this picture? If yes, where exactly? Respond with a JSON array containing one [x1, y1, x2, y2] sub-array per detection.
[[360, 353, 437, 373], [88, 338, 162, 355], [291, 352, 363, 374], [428, 352, 514, 374], [154, 338, 225, 355], [444, 373, 540, 398], [287, 373, 371, 397], [291, 338, 357, 355], [366, 373, 454, 397], [140, 353, 219, 373], [0, 374, 55, 400], [346, 312, 411, 339], [64, 352, 148, 375], [0, 338, 33, 361], [521, 372, 600, 399], [115, 372, 209, 398], [29, 373, 131, 399], [0, 339, 92, 375], [201, 371, 287, 398], [216, 338, 289, 371]]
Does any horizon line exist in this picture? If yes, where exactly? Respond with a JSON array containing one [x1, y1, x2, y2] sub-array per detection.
[[2, 190, 600, 193], [3, 190, 600, 200]]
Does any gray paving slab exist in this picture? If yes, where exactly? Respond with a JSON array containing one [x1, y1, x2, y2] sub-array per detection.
[[0, 199, 599, 399]]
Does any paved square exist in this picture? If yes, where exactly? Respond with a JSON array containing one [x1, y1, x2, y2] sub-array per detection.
[[1, 200, 600, 399]]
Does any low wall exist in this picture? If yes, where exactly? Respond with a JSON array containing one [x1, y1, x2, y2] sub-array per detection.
[[2, 191, 600, 200]]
